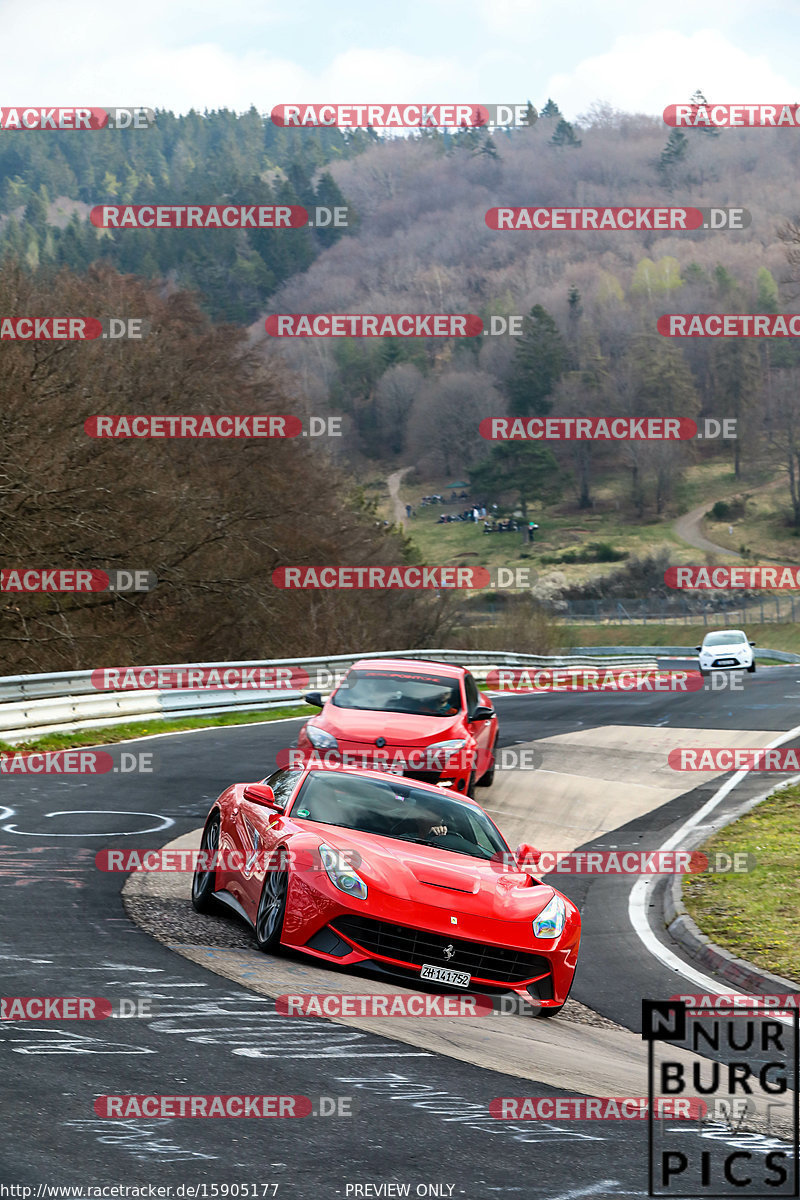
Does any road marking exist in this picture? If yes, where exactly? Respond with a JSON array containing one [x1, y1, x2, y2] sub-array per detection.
[[548, 1185, 625, 1200], [2, 810, 174, 836], [628, 721, 800, 996]]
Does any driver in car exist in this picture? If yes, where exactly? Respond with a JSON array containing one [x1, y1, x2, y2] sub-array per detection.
[[389, 793, 447, 840], [431, 688, 459, 717]]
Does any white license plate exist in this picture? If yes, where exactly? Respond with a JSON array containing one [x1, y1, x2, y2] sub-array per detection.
[[717, 659, 737, 666], [419, 963, 471, 987]]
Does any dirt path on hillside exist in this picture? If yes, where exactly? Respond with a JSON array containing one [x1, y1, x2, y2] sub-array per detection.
[[387, 466, 412, 525], [672, 502, 741, 557]]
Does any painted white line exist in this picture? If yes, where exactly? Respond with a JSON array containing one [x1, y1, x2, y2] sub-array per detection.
[[2, 810, 175, 837], [548, 1184, 625, 1200], [628, 722, 800, 997]]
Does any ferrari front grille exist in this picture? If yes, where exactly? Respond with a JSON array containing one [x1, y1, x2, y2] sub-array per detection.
[[331, 915, 550, 984]]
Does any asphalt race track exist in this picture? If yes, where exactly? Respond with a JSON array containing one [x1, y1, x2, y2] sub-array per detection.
[[2, 659, 799, 1197]]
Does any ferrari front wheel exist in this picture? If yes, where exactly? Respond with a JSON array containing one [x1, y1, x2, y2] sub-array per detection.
[[255, 851, 289, 951], [191, 812, 221, 914], [533, 977, 573, 1018], [534, 1002, 565, 1019]]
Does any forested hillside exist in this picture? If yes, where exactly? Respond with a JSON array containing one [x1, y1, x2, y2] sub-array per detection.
[[262, 103, 800, 518], [0, 262, 454, 673], [6, 103, 800, 539], [0, 108, 371, 321]]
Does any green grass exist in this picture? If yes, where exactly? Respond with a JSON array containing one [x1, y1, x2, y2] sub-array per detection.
[[683, 784, 800, 983], [401, 501, 678, 586], [387, 455, 799, 588], [0, 705, 316, 754]]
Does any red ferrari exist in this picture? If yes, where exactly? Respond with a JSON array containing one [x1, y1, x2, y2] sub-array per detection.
[[295, 658, 498, 797], [191, 764, 580, 1016]]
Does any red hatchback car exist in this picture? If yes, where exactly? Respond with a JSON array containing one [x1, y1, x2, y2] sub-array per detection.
[[191, 764, 580, 1016], [294, 658, 498, 797]]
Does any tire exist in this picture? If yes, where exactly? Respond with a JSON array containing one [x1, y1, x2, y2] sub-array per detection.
[[747, 662, 756, 673], [477, 759, 495, 788], [534, 1002, 565, 1019], [477, 738, 497, 788], [532, 976, 573, 1019], [254, 850, 289, 952], [191, 812, 221, 914], [700, 668, 710, 678]]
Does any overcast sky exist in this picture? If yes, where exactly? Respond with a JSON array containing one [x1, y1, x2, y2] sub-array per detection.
[[1, 0, 797, 121]]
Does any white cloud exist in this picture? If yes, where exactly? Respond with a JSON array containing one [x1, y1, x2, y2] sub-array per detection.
[[0, 0, 796, 119], [546, 29, 798, 120], [0, 1, 467, 113]]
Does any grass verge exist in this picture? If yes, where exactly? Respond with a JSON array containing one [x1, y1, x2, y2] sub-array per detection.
[[682, 783, 800, 983], [0, 705, 316, 754]]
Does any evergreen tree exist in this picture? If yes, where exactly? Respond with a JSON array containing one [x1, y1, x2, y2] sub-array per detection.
[[506, 305, 568, 417], [540, 98, 561, 118], [470, 443, 562, 529], [657, 129, 688, 189], [550, 119, 582, 148], [314, 170, 351, 247]]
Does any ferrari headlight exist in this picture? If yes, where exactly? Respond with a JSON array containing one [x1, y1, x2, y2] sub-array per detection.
[[533, 895, 565, 939], [306, 724, 338, 750], [319, 843, 367, 900]]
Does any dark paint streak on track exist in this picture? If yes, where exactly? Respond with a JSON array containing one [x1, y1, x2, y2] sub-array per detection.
[[2, 664, 797, 1192]]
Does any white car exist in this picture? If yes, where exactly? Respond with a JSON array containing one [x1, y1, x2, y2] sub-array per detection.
[[696, 629, 756, 677]]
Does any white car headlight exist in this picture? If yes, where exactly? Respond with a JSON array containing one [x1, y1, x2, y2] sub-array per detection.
[[306, 724, 338, 750], [319, 843, 367, 899], [533, 895, 566, 939]]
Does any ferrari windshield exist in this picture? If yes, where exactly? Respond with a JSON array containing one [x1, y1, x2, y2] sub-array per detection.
[[332, 669, 462, 717], [291, 771, 509, 861], [703, 631, 747, 646]]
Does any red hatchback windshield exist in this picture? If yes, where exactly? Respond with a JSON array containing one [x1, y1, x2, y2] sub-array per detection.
[[332, 670, 462, 718]]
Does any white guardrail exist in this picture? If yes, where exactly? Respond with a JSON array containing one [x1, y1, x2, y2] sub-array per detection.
[[0, 648, 662, 744]]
